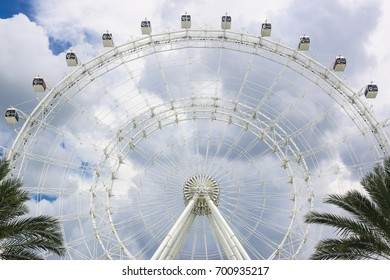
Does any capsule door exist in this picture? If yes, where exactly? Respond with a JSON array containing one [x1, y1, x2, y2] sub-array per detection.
[[141, 21, 151, 35], [5, 108, 19, 124], [102, 33, 114, 47], [221, 16, 231, 30], [298, 36, 310, 51], [66, 52, 78, 66], [32, 77, 46, 92], [333, 56, 346, 71], [364, 84, 378, 99], [181, 14, 191, 29], [261, 22, 271, 37]]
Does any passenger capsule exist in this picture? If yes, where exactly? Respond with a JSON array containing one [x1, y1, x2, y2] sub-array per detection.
[[32, 76, 46, 92], [181, 14, 191, 29], [4, 108, 19, 124], [333, 55, 346, 71], [364, 83, 378, 99], [298, 35, 310, 51], [261, 22, 272, 37], [66, 51, 78, 67], [102, 32, 114, 47], [141, 20, 152, 35], [221, 15, 231, 30]]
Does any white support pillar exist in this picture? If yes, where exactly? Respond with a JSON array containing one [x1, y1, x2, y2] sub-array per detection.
[[205, 195, 251, 260], [151, 173, 250, 260], [151, 194, 198, 260], [208, 214, 236, 260], [167, 213, 196, 260]]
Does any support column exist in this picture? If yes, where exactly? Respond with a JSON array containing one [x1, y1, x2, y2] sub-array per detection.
[[151, 174, 251, 260], [151, 194, 198, 260], [205, 195, 251, 260]]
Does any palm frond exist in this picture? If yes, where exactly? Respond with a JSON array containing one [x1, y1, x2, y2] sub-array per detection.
[[360, 158, 390, 216], [1, 216, 66, 257], [310, 236, 390, 260], [305, 158, 390, 260], [0, 248, 44, 260], [324, 191, 390, 243], [0, 158, 10, 181], [305, 211, 378, 238], [0, 159, 66, 259], [0, 178, 29, 223]]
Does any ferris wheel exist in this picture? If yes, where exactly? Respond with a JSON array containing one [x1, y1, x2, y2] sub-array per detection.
[[4, 14, 390, 260]]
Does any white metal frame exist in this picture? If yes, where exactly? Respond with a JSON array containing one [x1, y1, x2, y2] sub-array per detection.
[[6, 29, 390, 260]]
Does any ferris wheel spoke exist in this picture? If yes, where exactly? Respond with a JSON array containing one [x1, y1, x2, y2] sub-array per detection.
[[120, 56, 155, 111], [212, 40, 225, 99], [202, 120, 234, 175], [255, 65, 289, 112], [239, 220, 283, 252], [210, 124, 247, 166], [151, 46, 175, 103]]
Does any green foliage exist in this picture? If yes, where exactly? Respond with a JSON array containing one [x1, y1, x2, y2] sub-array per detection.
[[305, 157, 390, 260], [0, 158, 66, 260]]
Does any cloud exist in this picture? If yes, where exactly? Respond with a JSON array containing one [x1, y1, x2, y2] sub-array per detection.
[[0, 13, 66, 148], [1, 0, 389, 260], [0, 14, 64, 93]]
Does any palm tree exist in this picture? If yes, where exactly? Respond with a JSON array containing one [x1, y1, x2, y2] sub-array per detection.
[[0, 158, 66, 259], [305, 157, 390, 260]]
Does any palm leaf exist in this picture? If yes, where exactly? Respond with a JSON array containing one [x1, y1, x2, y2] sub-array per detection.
[[0, 178, 29, 223], [0, 158, 10, 181], [0, 159, 66, 259], [311, 236, 390, 260], [1, 216, 66, 259], [305, 157, 390, 260], [324, 192, 390, 243], [360, 158, 390, 216]]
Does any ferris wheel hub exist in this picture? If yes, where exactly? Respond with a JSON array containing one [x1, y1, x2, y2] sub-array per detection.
[[183, 174, 220, 215]]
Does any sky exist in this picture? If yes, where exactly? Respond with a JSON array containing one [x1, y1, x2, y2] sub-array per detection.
[[1, 0, 390, 260]]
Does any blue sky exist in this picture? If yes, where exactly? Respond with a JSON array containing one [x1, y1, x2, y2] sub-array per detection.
[[1, 0, 389, 260], [0, 0, 71, 54], [0, 0, 32, 19]]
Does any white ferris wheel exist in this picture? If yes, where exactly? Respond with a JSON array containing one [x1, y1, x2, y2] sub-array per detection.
[[3, 14, 390, 260]]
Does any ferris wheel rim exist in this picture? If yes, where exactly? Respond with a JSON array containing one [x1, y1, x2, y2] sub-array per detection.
[[6, 27, 389, 260], [87, 95, 313, 259], [9, 29, 390, 161]]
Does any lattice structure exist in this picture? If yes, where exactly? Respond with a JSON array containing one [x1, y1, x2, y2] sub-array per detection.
[[4, 26, 389, 260]]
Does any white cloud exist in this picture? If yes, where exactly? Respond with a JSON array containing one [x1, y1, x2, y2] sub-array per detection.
[[0, 14, 64, 108], [361, 1, 390, 116], [1, 0, 388, 260]]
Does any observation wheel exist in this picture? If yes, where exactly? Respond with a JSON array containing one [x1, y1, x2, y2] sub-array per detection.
[[6, 19, 389, 260]]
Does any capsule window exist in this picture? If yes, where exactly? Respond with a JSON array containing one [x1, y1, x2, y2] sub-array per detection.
[[221, 16, 232, 30], [261, 22, 272, 37]]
